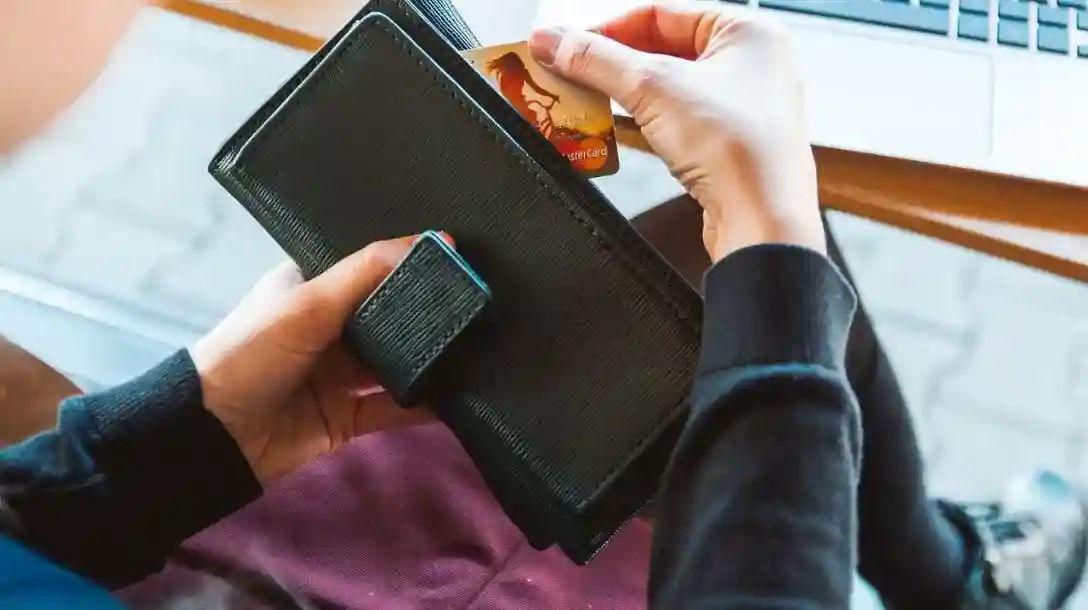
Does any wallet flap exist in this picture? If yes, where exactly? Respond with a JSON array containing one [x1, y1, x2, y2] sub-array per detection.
[[345, 231, 490, 406]]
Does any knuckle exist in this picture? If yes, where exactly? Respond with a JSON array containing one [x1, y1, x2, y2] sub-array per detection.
[[564, 36, 597, 75], [357, 243, 395, 278], [734, 15, 791, 45], [357, 242, 383, 267], [291, 285, 332, 327], [630, 59, 672, 97]]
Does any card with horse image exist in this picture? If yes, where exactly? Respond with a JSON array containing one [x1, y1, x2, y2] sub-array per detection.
[[462, 41, 620, 178]]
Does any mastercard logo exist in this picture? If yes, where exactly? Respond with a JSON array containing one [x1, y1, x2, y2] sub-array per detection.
[[577, 138, 608, 171]]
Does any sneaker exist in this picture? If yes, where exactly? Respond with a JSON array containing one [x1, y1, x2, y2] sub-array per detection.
[[942, 471, 1088, 610]]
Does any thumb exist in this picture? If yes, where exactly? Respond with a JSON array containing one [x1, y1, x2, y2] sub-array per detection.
[[529, 27, 653, 111], [303, 235, 419, 328]]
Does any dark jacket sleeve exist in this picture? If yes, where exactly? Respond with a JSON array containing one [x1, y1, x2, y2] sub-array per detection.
[[0, 350, 262, 589], [650, 245, 862, 610]]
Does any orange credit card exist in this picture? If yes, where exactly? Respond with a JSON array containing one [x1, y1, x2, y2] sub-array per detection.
[[462, 41, 620, 178]]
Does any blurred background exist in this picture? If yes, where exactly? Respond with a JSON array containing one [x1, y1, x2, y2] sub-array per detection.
[[1, 3, 1087, 605]]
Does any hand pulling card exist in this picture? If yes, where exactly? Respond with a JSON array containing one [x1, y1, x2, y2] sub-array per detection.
[[462, 42, 620, 178]]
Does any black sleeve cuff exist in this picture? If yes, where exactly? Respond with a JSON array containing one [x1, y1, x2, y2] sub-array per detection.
[[79, 350, 262, 556], [699, 244, 858, 376]]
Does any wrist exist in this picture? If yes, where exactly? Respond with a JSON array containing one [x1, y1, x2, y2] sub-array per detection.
[[698, 179, 826, 262], [709, 217, 826, 261], [188, 344, 267, 483], [200, 397, 275, 486]]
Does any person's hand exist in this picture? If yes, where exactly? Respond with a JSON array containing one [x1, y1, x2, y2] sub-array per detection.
[[190, 237, 436, 486], [529, 4, 825, 262]]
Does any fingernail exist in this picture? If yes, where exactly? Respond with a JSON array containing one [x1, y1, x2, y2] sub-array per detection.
[[437, 231, 456, 248], [529, 27, 564, 67]]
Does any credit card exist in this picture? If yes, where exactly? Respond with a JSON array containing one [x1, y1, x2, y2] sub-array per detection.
[[462, 41, 620, 178]]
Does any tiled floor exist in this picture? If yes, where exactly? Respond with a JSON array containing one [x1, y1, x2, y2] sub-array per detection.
[[2, 5, 1087, 608]]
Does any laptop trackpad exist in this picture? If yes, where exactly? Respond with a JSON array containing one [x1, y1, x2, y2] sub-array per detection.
[[991, 56, 1088, 185], [793, 27, 993, 163]]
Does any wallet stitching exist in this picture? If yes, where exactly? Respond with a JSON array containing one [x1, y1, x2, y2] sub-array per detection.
[[369, 16, 699, 335], [212, 0, 697, 336], [219, 11, 693, 512], [354, 16, 692, 507], [358, 244, 483, 389], [362, 19, 693, 502], [217, 6, 696, 337], [386, 0, 702, 333], [214, 0, 701, 338]]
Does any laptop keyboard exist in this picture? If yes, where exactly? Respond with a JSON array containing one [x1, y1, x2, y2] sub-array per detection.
[[720, 0, 1088, 57]]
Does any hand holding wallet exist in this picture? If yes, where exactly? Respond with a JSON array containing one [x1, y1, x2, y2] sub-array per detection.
[[209, 0, 703, 563]]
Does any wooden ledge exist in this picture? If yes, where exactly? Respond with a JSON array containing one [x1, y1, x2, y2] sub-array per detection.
[[154, 0, 1088, 284], [617, 121, 1088, 284]]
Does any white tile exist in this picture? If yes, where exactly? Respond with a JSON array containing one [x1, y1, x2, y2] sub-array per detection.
[[0, 137, 111, 215], [927, 404, 1074, 502], [973, 254, 1088, 317], [1070, 350, 1088, 405], [47, 208, 191, 306], [936, 297, 1088, 432], [870, 319, 967, 415], [49, 45, 181, 155], [85, 147, 219, 235], [825, 211, 889, 248], [0, 137, 118, 264], [838, 224, 983, 336], [149, 206, 286, 322]]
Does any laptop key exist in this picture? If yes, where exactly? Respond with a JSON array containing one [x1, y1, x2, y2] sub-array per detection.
[[757, 0, 949, 34], [998, 0, 1029, 20], [1038, 5, 1070, 26], [743, 0, 1081, 56], [960, 0, 989, 14], [958, 14, 990, 40], [1037, 25, 1070, 52], [998, 19, 1029, 46]]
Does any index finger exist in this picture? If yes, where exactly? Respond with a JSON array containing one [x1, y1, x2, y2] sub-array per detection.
[[594, 4, 734, 60]]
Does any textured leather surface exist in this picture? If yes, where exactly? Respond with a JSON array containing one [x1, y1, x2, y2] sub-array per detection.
[[209, 0, 703, 563], [345, 232, 490, 406]]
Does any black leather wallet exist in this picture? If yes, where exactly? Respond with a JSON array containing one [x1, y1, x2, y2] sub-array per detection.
[[209, 0, 703, 563]]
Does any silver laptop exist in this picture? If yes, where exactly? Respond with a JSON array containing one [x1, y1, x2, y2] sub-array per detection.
[[534, 0, 1088, 193]]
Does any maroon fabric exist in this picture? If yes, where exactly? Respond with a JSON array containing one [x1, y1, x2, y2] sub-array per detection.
[[119, 422, 650, 609]]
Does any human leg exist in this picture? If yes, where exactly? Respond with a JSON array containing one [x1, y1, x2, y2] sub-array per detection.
[[830, 227, 1087, 610], [828, 232, 972, 609]]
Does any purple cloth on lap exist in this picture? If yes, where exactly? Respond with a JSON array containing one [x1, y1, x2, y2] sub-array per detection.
[[119, 422, 650, 609]]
